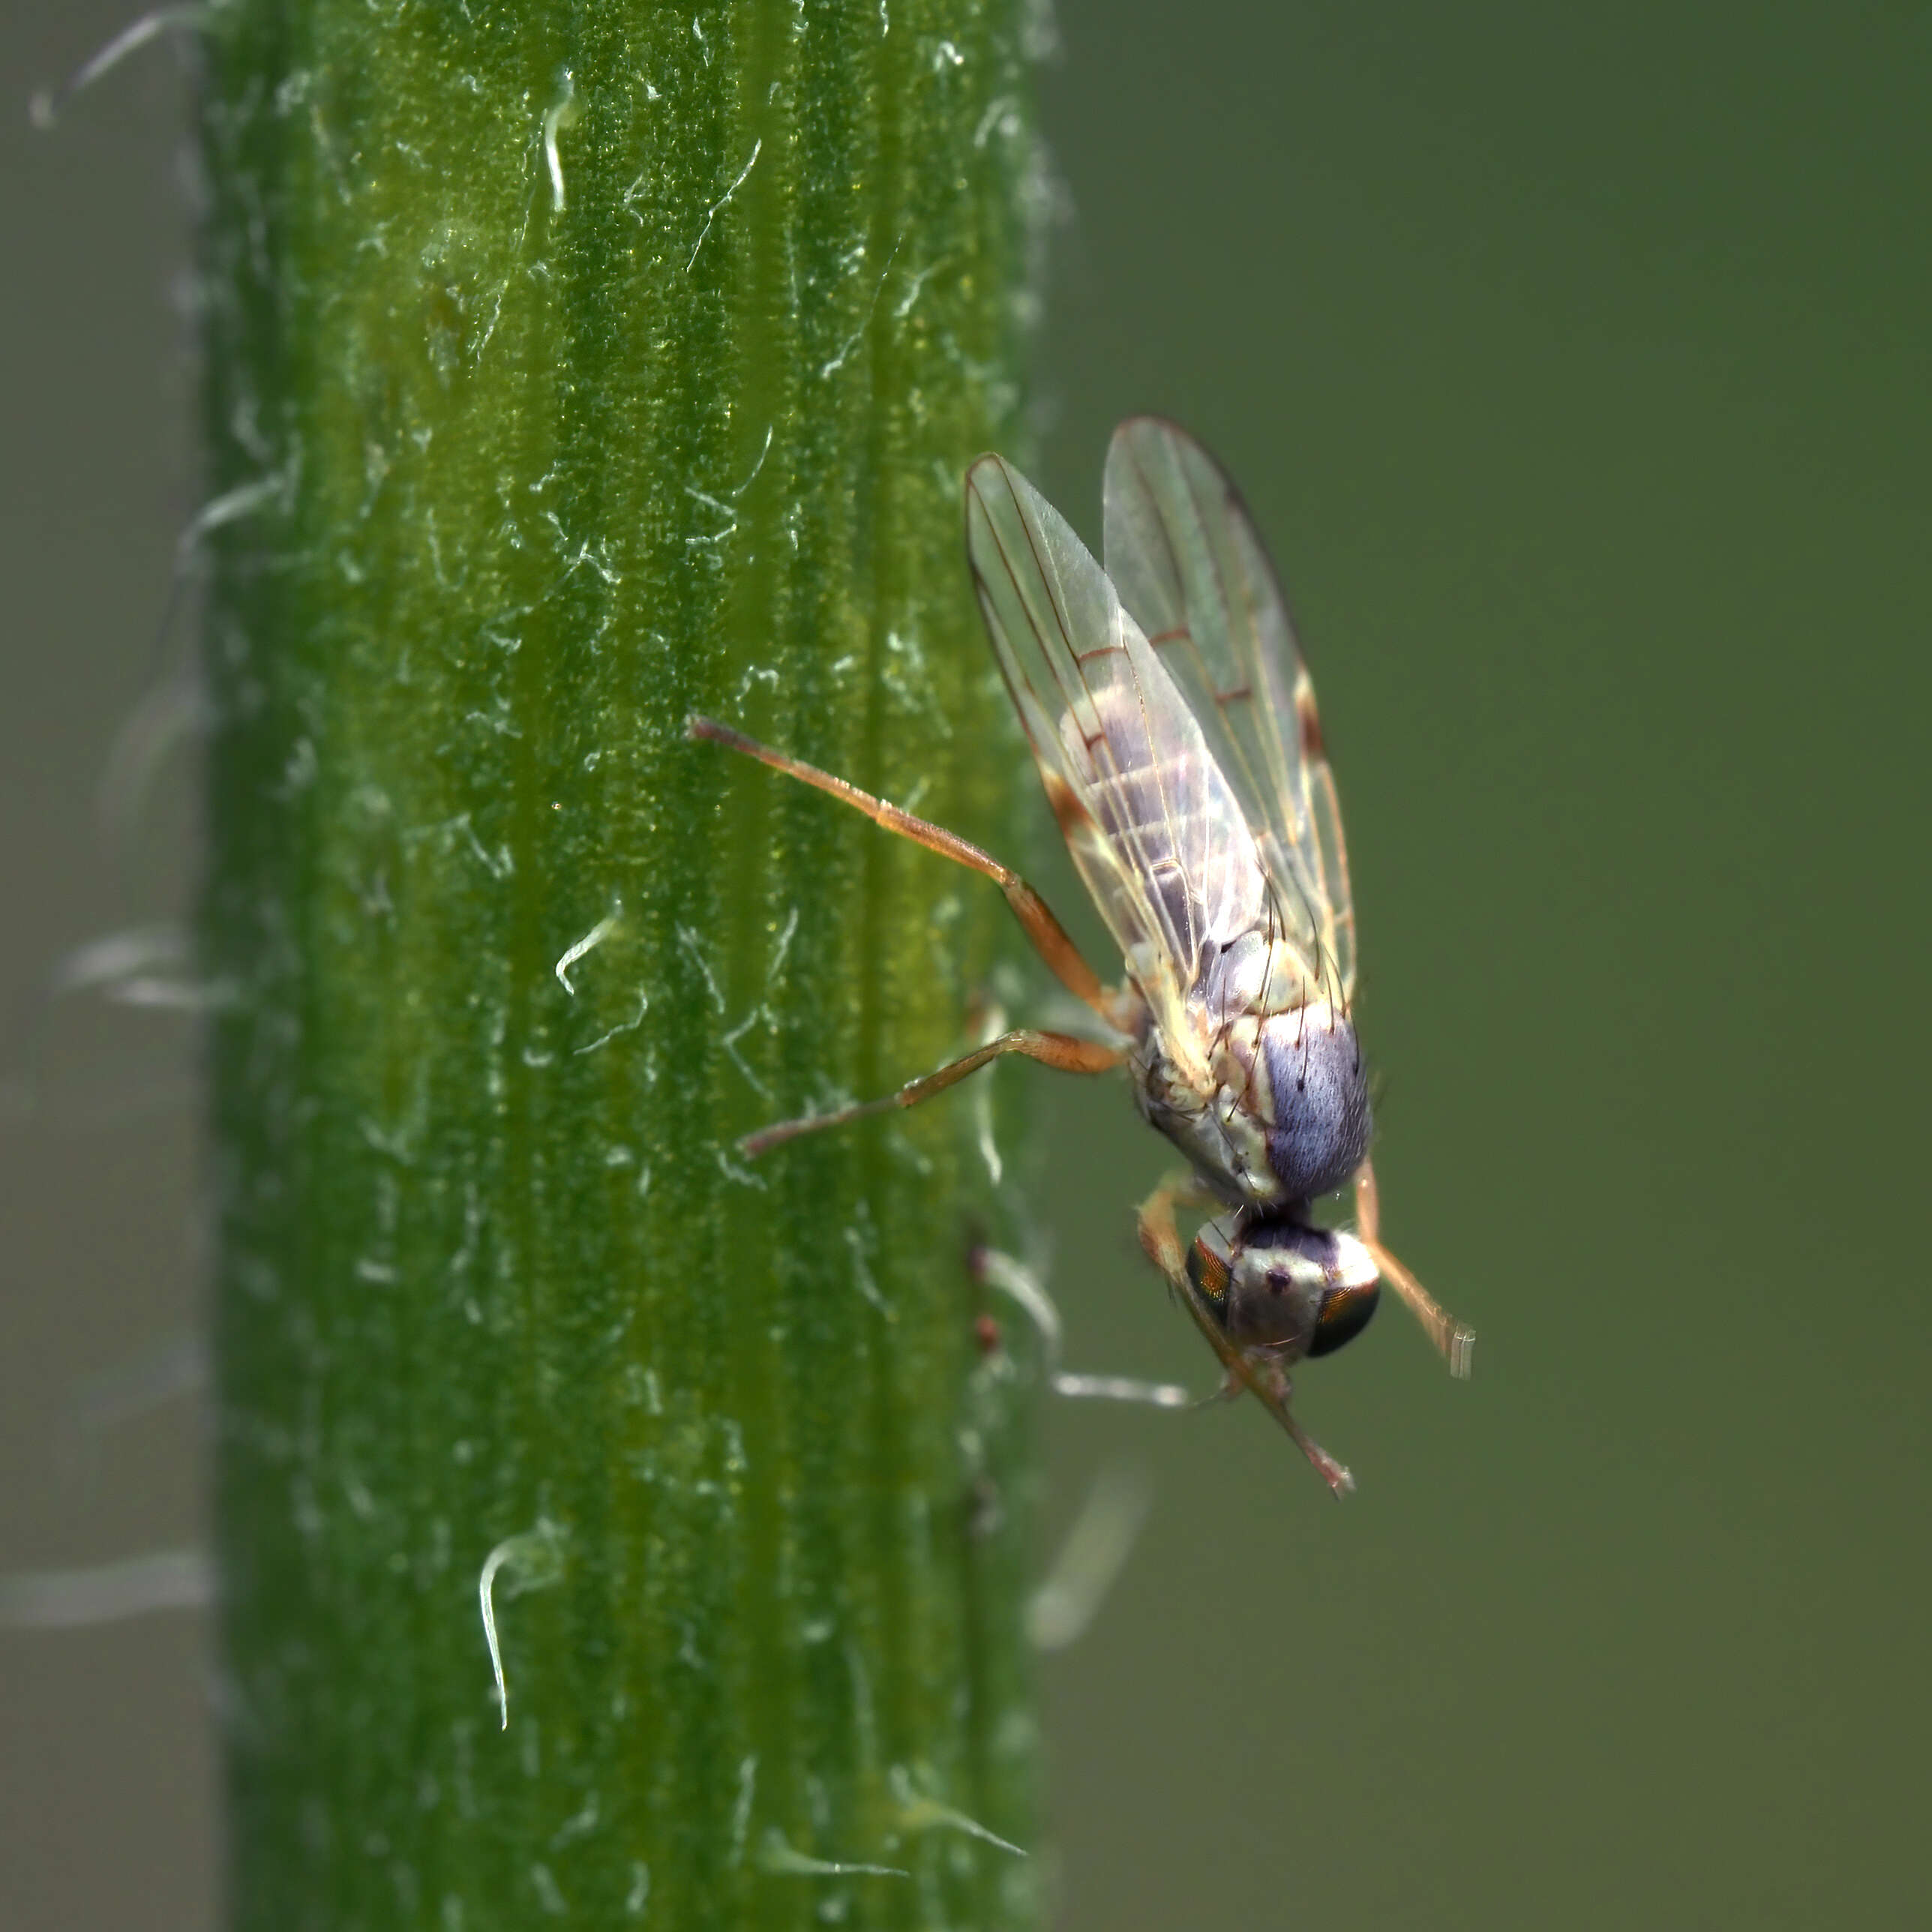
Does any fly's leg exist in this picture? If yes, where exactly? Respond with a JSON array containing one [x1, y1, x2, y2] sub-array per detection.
[[1136, 1172, 1354, 1497], [741, 1029, 1124, 1158], [689, 714, 1130, 1156], [1134, 1171, 1218, 1296], [1353, 1158, 1475, 1378], [1240, 1349, 1356, 1498], [687, 715, 1123, 1023]]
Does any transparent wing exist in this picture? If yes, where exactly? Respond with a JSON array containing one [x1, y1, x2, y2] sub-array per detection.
[[964, 454, 1269, 1018], [1102, 418, 1357, 1005]]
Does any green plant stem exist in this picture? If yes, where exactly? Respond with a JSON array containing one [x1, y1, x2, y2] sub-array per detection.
[[196, 4, 1042, 1925]]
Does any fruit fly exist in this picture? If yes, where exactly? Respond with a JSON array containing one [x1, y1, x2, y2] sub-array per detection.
[[688, 418, 1471, 1493]]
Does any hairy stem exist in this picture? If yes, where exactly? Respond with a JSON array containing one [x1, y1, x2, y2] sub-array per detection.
[[196, 4, 1043, 1925]]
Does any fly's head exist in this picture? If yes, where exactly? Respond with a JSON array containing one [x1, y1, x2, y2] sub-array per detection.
[[1187, 1216, 1381, 1360]]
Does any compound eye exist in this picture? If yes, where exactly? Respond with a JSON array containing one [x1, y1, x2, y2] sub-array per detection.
[[1306, 1280, 1379, 1358], [1186, 1231, 1232, 1314]]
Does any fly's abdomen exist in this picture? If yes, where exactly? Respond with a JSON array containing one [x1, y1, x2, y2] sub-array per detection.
[[1070, 683, 1264, 964]]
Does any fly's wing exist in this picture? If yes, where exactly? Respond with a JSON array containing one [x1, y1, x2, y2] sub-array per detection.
[[965, 454, 1268, 1019], [1102, 417, 1357, 1006]]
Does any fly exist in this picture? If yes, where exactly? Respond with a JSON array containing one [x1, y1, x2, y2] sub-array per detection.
[[688, 418, 1471, 1494]]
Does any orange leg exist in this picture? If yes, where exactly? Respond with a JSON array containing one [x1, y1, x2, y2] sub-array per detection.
[[741, 1029, 1124, 1158], [1353, 1158, 1474, 1378], [688, 715, 1118, 1021], [1136, 1173, 1355, 1497]]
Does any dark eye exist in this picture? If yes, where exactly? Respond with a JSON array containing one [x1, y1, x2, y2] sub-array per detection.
[[1306, 1281, 1379, 1358]]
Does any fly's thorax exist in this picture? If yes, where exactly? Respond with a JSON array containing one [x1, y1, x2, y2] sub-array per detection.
[[1194, 930, 1270, 1031], [1252, 1002, 1372, 1204], [1131, 1024, 1264, 1210], [1188, 1218, 1381, 1358]]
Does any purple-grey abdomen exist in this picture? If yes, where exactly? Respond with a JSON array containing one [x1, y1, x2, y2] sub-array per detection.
[[1261, 1013, 1372, 1204]]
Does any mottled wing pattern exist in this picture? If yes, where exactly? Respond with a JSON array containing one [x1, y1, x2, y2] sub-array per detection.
[[1102, 417, 1357, 1006], [965, 454, 1269, 1020]]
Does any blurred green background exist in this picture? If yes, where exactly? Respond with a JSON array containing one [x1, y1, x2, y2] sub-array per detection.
[[3, 3, 1927, 1928]]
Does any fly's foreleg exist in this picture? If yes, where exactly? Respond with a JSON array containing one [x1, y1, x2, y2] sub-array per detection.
[[1135, 1171, 1218, 1294], [1352, 1158, 1475, 1378], [686, 715, 1122, 1024]]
